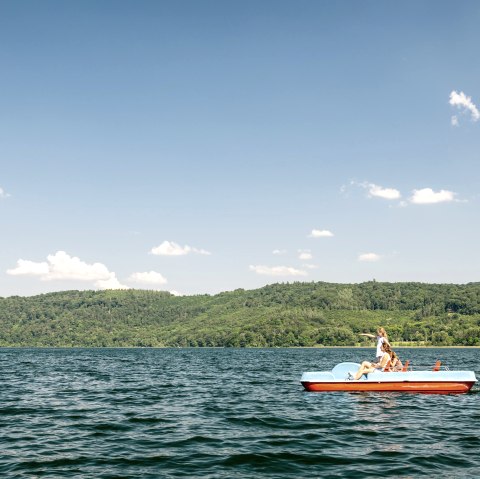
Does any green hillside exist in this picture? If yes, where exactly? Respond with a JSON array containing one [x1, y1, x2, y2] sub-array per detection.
[[1, 281, 480, 347]]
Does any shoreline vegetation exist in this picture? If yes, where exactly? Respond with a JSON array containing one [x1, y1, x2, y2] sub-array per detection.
[[2, 345, 480, 349], [1, 281, 480, 348]]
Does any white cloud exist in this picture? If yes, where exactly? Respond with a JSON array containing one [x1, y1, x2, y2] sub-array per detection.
[[354, 181, 401, 200], [272, 249, 287, 255], [309, 229, 334, 238], [0, 187, 11, 198], [367, 183, 401, 200], [95, 273, 129, 290], [249, 265, 308, 277], [410, 188, 456, 204], [128, 271, 168, 285], [451, 115, 459, 127], [351, 181, 460, 206], [7, 251, 128, 289], [45, 251, 113, 281], [7, 259, 49, 277], [358, 253, 381, 262], [298, 249, 312, 260], [150, 240, 211, 256], [449, 90, 479, 123], [303, 263, 318, 270]]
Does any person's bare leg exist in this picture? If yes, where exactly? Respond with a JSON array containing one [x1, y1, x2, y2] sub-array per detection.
[[354, 362, 374, 380], [354, 365, 367, 380]]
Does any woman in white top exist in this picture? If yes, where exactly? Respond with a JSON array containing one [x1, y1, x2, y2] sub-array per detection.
[[359, 327, 390, 362]]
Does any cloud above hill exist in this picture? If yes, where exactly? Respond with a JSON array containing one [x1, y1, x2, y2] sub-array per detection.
[[358, 253, 381, 262], [249, 265, 307, 277], [128, 271, 168, 286], [7, 251, 128, 289]]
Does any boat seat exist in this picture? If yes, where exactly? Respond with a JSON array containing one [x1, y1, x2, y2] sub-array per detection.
[[331, 362, 361, 380], [433, 360, 441, 371]]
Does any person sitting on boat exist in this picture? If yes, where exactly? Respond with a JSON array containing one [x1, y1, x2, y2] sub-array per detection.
[[359, 327, 390, 362], [390, 349, 403, 371], [350, 342, 392, 380]]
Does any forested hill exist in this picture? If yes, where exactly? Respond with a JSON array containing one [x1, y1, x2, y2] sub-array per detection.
[[1, 281, 480, 347]]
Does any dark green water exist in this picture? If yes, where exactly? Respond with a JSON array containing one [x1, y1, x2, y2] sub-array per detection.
[[0, 348, 478, 478]]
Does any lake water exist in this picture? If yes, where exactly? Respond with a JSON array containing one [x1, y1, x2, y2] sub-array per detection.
[[0, 348, 478, 478]]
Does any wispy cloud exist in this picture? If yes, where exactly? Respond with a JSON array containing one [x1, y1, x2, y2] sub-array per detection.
[[410, 188, 456, 204], [358, 253, 381, 262], [309, 229, 334, 238], [150, 240, 211, 256], [350, 180, 461, 206], [272, 249, 287, 255], [449, 90, 479, 125], [0, 186, 11, 198], [128, 271, 168, 286], [298, 249, 312, 260], [249, 265, 307, 277], [7, 251, 128, 289]]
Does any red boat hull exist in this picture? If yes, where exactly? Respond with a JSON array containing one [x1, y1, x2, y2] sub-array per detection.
[[302, 380, 475, 394]]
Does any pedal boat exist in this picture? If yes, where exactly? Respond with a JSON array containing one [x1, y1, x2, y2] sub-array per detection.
[[301, 362, 477, 394]]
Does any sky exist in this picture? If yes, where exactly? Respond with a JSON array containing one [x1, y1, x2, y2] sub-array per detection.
[[1, 0, 480, 297]]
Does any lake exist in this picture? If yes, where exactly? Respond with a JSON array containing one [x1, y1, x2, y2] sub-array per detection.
[[0, 348, 478, 478]]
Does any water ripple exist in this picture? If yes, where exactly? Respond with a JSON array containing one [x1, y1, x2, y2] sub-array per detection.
[[0, 347, 478, 478]]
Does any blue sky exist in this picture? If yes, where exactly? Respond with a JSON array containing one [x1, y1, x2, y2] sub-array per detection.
[[1, 0, 479, 297]]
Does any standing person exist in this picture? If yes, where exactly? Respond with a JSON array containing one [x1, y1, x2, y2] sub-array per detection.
[[359, 327, 390, 362]]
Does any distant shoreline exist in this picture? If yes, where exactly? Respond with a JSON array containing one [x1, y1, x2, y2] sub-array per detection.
[[1, 345, 479, 349]]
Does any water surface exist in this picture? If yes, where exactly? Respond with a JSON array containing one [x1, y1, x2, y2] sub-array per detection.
[[0, 348, 478, 478]]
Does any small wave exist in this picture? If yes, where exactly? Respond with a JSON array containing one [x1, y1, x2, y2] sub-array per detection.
[[1, 347, 479, 478], [127, 416, 170, 424]]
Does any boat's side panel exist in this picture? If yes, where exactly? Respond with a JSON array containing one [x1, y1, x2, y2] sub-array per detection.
[[302, 381, 475, 394]]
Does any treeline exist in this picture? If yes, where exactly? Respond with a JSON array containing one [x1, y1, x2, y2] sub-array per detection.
[[0, 281, 480, 347]]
